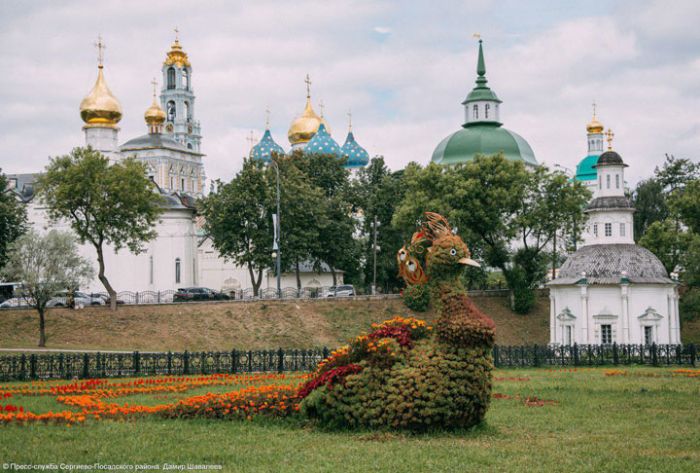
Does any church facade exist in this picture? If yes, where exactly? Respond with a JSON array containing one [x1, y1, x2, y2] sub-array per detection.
[[548, 139, 681, 345], [8, 35, 339, 295]]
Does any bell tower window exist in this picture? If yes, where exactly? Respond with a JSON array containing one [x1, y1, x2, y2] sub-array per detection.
[[473, 105, 478, 120], [182, 68, 189, 90], [184, 101, 191, 121], [167, 67, 176, 90], [167, 101, 176, 121], [485, 103, 490, 119]]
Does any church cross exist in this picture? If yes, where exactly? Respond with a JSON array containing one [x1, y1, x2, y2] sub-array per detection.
[[347, 109, 352, 132], [246, 131, 257, 150], [319, 99, 325, 117], [473, 32, 481, 40], [305, 74, 312, 98], [94, 35, 106, 67], [151, 77, 158, 98], [592, 101, 597, 119], [265, 107, 271, 129], [605, 129, 614, 150], [174, 26, 180, 42]]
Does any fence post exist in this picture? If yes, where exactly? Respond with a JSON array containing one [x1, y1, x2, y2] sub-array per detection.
[[19, 354, 26, 381], [690, 344, 696, 367], [247, 351, 253, 373], [183, 351, 190, 375], [59, 352, 65, 379], [573, 343, 579, 366], [277, 348, 284, 373], [493, 346, 500, 368], [158, 291, 161, 304], [651, 343, 658, 366], [29, 354, 37, 380], [533, 345, 540, 367], [322, 347, 330, 360], [231, 350, 238, 374], [82, 352, 90, 379], [612, 343, 619, 365], [133, 351, 140, 376], [166, 351, 172, 375]]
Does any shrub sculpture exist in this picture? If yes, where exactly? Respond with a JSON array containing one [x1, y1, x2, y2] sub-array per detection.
[[402, 283, 430, 312], [300, 212, 496, 430]]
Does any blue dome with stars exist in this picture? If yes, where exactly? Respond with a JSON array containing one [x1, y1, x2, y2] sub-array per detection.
[[304, 123, 343, 158], [341, 132, 369, 168], [250, 129, 285, 163]]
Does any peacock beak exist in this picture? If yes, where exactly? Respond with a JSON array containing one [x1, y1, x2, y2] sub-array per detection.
[[459, 257, 480, 267]]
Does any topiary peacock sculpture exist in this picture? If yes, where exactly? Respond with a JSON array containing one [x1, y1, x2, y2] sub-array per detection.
[[299, 212, 495, 431]]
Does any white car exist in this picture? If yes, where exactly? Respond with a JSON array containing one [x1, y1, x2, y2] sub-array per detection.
[[322, 285, 356, 298], [0, 297, 31, 308], [47, 291, 106, 308]]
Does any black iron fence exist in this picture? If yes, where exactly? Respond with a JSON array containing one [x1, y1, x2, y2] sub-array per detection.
[[0, 344, 696, 382], [493, 343, 698, 368]]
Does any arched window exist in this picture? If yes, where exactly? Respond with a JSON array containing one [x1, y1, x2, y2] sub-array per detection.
[[485, 103, 490, 119], [606, 174, 611, 189], [615, 174, 620, 189], [167, 67, 176, 89], [167, 101, 176, 121], [472, 105, 478, 120], [187, 143, 193, 149], [182, 68, 189, 90], [175, 258, 181, 284], [181, 178, 185, 190]]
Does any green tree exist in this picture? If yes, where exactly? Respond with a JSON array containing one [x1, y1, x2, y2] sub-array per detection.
[[639, 219, 695, 274], [37, 147, 163, 310], [2, 230, 93, 346], [394, 155, 590, 313], [632, 178, 669, 242], [199, 158, 272, 296], [673, 179, 700, 235], [355, 157, 407, 293], [289, 152, 358, 285], [0, 170, 27, 269]]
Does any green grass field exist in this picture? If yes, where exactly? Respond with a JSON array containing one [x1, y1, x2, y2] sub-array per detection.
[[1, 367, 698, 472]]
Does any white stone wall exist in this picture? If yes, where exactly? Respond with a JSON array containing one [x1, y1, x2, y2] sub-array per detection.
[[550, 284, 679, 345]]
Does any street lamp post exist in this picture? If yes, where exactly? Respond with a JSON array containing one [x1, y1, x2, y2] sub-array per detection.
[[271, 159, 282, 298], [372, 216, 379, 295]]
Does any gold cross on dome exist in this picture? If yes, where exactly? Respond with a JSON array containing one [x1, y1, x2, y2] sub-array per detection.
[[592, 101, 597, 119], [347, 109, 353, 131], [174, 26, 180, 42], [605, 128, 614, 150], [94, 34, 106, 67], [305, 74, 312, 98]]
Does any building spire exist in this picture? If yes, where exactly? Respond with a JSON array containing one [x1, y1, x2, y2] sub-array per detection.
[[347, 109, 353, 132], [474, 36, 488, 88], [94, 34, 105, 68], [265, 107, 271, 130], [305, 74, 312, 99]]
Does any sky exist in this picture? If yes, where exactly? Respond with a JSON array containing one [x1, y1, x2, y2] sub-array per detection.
[[1, 0, 699, 186]]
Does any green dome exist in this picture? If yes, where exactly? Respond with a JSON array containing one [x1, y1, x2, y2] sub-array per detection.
[[431, 123, 537, 167], [575, 154, 599, 181]]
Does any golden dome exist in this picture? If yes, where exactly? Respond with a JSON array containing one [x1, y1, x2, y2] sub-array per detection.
[[587, 117, 604, 134], [144, 97, 166, 126], [164, 38, 191, 68], [288, 97, 322, 144], [79, 65, 122, 127]]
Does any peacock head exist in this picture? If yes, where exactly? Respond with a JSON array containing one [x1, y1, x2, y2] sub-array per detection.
[[397, 212, 479, 285]]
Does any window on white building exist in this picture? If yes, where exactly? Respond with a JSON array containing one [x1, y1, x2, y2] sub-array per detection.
[[601, 324, 612, 344], [644, 326, 653, 345], [167, 67, 176, 89], [605, 223, 612, 237], [606, 174, 611, 189], [593, 224, 598, 237], [616, 174, 620, 189], [473, 105, 478, 120], [620, 223, 625, 237], [175, 258, 181, 284], [565, 326, 572, 346], [181, 178, 185, 191], [485, 103, 490, 119]]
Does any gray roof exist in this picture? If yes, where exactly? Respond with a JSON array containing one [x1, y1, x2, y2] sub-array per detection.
[[549, 244, 672, 285], [120, 133, 203, 156], [585, 196, 634, 212], [594, 150, 626, 167]]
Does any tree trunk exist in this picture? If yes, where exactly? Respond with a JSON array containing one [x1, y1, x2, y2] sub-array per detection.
[[247, 264, 259, 297], [37, 307, 46, 347], [330, 266, 337, 286], [295, 259, 301, 290], [95, 244, 117, 311]]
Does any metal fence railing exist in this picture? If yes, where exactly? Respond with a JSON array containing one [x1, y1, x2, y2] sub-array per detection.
[[0, 344, 695, 382]]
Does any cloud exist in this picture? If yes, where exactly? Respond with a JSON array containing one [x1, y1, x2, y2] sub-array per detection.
[[0, 0, 698, 191]]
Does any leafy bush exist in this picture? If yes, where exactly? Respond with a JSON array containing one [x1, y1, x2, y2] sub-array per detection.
[[402, 283, 430, 312]]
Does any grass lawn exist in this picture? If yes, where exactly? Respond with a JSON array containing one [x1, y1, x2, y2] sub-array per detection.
[[1, 367, 698, 472]]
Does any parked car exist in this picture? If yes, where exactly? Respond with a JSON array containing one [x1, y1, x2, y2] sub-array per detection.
[[174, 287, 231, 302], [91, 293, 126, 306], [322, 285, 356, 298], [47, 291, 106, 308], [0, 297, 31, 308]]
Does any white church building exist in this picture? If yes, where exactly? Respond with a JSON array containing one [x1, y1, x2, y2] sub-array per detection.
[[548, 141, 681, 346], [7, 35, 340, 295]]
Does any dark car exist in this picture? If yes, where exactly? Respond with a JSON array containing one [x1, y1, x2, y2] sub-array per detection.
[[174, 287, 231, 302]]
